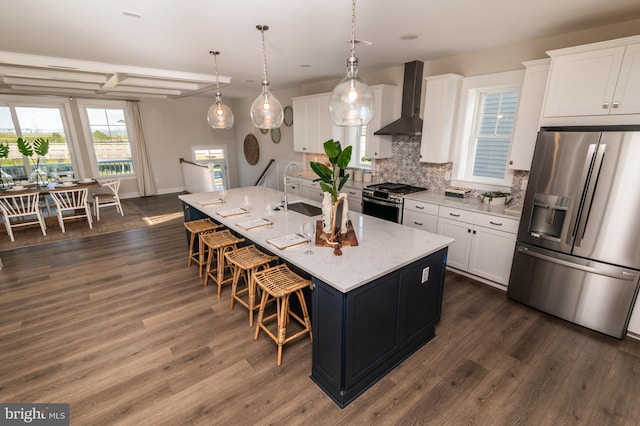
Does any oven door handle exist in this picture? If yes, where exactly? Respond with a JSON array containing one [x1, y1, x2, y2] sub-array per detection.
[[363, 197, 400, 209]]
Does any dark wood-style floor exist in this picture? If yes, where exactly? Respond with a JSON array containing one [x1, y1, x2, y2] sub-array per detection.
[[1, 193, 639, 425]]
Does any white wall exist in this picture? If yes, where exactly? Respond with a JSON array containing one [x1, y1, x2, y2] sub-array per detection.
[[232, 86, 303, 187], [137, 96, 237, 193]]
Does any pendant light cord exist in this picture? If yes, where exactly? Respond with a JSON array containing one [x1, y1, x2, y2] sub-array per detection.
[[350, 0, 356, 59], [209, 51, 221, 91], [259, 26, 269, 84]]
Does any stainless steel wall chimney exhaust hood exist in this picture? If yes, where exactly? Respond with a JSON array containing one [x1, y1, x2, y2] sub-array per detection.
[[374, 60, 424, 136]]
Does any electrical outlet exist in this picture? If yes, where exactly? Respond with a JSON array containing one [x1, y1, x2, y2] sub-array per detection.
[[421, 267, 430, 283], [521, 179, 528, 190]]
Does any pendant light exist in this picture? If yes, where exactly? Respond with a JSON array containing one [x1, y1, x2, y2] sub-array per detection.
[[329, 0, 375, 126], [250, 25, 284, 129], [207, 51, 234, 129]]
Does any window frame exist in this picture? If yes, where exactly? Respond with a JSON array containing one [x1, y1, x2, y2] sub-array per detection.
[[0, 95, 82, 178], [76, 99, 137, 180], [344, 126, 371, 170], [450, 70, 524, 191]]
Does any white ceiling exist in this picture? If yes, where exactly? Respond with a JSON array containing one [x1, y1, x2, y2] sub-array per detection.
[[1, 0, 640, 100]]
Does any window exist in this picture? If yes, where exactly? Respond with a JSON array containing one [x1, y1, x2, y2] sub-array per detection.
[[0, 101, 76, 179], [469, 90, 519, 179], [345, 126, 371, 169], [192, 145, 230, 190], [451, 70, 523, 190], [83, 106, 135, 177]]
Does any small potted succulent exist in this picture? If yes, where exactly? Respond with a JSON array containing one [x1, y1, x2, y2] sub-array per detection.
[[479, 191, 512, 205]]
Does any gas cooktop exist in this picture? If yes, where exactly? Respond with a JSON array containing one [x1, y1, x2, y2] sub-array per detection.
[[364, 182, 428, 195]]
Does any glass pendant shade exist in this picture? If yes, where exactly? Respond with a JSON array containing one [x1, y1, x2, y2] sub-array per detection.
[[207, 92, 234, 129], [250, 82, 284, 129], [329, 57, 375, 126]]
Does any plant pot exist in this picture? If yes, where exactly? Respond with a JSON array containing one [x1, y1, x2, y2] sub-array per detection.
[[479, 192, 512, 205]]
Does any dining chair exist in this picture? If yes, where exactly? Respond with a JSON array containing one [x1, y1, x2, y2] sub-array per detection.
[[92, 179, 123, 221], [0, 192, 47, 241], [48, 188, 93, 232]]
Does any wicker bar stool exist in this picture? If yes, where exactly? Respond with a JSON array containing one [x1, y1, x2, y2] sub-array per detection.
[[184, 218, 222, 277], [201, 229, 245, 297], [224, 245, 278, 327], [253, 264, 313, 366]]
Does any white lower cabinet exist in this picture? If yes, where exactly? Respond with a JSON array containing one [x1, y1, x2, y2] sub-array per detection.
[[437, 206, 518, 287], [300, 178, 362, 213], [343, 187, 362, 213], [402, 200, 439, 233]]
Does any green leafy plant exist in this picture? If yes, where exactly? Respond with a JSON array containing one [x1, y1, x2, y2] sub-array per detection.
[[310, 139, 352, 203], [0, 141, 9, 187], [17, 137, 50, 185]]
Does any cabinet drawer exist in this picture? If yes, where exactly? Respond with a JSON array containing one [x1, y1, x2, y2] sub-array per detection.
[[404, 200, 439, 215], [344, 188, 362, 201], [301, 179, 321, 190], [403, 210, 438, 233], [438, 206, 519, 234]]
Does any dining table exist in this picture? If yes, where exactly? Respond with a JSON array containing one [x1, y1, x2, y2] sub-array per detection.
[[0, 179, 101, 196]]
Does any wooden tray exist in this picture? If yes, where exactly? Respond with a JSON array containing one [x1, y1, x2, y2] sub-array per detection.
[[314, 220, 358, 248]]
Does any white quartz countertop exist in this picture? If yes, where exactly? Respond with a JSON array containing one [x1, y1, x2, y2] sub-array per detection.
[[403, 191, 522, 220], [180, 186, 453, 293]]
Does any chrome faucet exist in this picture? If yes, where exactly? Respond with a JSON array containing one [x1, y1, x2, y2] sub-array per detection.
[[283, 162, 301, 212]]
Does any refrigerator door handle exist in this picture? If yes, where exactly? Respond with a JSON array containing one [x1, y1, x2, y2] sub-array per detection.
[[517, 245, 636, 281], [567, 143, 598, 246], [574, 144, 606, 247]]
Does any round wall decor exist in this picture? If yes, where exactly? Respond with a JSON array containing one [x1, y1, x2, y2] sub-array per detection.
[[259, 128, 269, 134], [243, 134, 259, 165], [283, 106, 293, 126], [271, 127, 281, 144]]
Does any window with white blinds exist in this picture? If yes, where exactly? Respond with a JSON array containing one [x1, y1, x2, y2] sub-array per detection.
[[470, 91, 519, 179]]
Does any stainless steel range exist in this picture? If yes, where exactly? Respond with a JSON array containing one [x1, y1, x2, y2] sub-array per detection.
[[362, 182, 428, 223]]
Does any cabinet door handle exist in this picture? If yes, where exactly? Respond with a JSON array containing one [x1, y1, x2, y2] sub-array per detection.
[[467, 229, 471, 233], [415, 205, 425, 209], [473, 230, 477, 235], [602, 102, 609, 109], [612, 102, 619, 109], [489, 221, 503, 226], [449, 213, 461, 217], [413, 221, 424, 226]]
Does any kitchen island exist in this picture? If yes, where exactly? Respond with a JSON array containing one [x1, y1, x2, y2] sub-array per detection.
[[179, 186, 453, 407]]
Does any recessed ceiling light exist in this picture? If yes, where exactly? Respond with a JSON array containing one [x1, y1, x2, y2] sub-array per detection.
[[123, 10, 142, 18], [400, 34, 418, 41]]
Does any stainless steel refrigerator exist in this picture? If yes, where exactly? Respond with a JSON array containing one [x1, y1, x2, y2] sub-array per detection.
[[507, 127, 640, 338]]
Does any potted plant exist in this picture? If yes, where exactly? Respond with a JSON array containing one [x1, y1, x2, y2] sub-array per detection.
[[479, 191, 512, 205], [0, 141, 12, 188], [310, 139, 352, 239], [17, 137, 49, 187], [310, 139, 352, 203]]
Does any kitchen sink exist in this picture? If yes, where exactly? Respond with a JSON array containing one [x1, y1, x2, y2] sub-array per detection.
[[287, 202, 322, 217]]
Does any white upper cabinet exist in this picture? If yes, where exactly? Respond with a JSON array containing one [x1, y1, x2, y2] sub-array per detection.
[[420, 74, 462, 163], [543, 35, 640, 123], [508, 59, 550, 171], [292, 93, 343, 153], [364, 84, 397, 159]]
